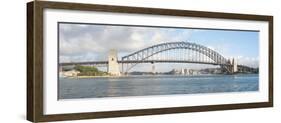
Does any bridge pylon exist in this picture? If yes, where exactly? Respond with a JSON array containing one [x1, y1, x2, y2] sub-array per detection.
[[225, 58, 238, 74], [107, 49, 121, 76], [232, 58, 238, 73], [151, 62, 156, 74]]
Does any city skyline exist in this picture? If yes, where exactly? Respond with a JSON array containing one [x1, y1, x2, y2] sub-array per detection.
[[59, 23, 259, 72]]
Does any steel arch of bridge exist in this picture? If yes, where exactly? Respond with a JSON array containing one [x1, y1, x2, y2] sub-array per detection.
[[121, 41, 230, 73]]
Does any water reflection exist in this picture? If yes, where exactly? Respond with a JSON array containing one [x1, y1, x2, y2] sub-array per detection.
[[59, 74, 259, 99]]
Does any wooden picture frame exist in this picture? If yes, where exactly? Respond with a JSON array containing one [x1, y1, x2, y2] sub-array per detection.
[[27, 1, 273, 122]]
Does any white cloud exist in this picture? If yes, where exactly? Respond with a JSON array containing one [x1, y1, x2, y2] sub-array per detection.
[[59, 23, 194, 62], [236, 56, 259, 68], [59, 23, 258, 70]]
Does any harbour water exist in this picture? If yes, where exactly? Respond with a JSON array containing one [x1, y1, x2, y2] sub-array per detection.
[[58, 74, 258, 99]]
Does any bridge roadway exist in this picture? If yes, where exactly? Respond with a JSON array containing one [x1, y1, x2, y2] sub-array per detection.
[[59, 60, 229, 66], [58, 42, 257, 73]]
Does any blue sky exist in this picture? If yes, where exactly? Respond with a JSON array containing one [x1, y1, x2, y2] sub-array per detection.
[[187, 29, 259, 58], [59, 23, 259, 72]]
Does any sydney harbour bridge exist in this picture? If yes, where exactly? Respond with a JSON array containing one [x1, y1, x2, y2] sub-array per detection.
[[60, 41, 257, 75]]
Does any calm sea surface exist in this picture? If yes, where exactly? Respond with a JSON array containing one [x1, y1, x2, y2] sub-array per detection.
[[59, 74, 258, 99]]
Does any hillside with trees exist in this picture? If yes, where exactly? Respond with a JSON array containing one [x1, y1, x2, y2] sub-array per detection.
[[74, 65, 108, 76]]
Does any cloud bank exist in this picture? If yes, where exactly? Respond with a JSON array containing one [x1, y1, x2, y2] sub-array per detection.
[[59, 23, 193, 62], [59, 23, 259, 71]]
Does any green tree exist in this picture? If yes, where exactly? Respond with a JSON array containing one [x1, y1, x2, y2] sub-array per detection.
[[74, 65, 107, 76]]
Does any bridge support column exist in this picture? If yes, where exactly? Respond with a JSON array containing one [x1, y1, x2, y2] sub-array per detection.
[[151, 62, 156, 74], [225, 58, 238, 74], [232, 58, 238, 73], [108, 49, 121, 76]]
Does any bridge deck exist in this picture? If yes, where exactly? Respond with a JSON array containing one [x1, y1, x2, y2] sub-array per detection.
[[60, 60, 227, 66]]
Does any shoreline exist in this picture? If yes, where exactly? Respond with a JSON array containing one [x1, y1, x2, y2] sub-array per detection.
[[62, 73, 258, 79], [68, 75, 122, 79]]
